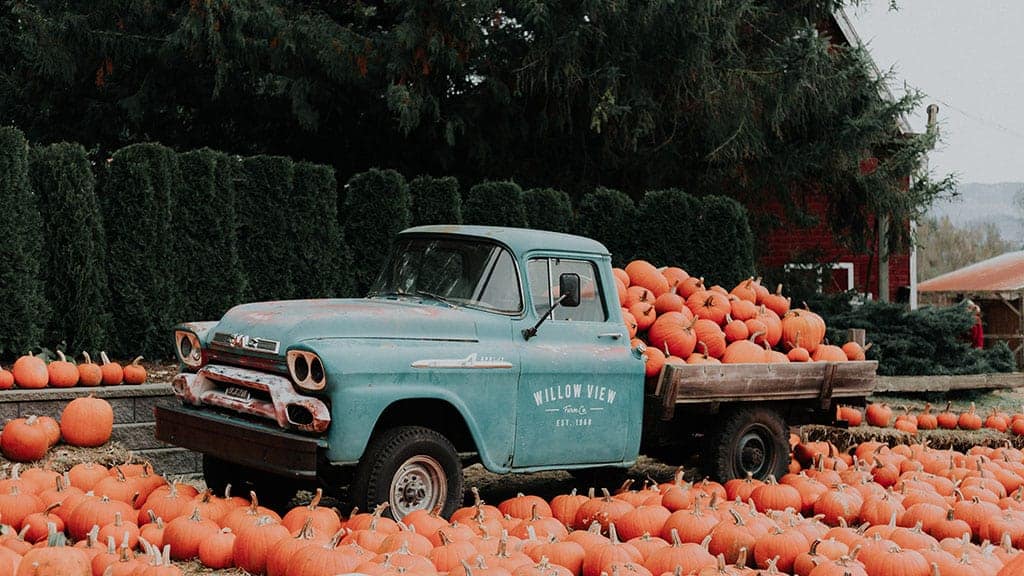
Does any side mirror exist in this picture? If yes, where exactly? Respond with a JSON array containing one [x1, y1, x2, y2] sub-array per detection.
[[559, 273, 581, 308]]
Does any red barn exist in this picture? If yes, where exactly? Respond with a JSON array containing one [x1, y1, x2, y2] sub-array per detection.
[[756, 9, 925, 307]]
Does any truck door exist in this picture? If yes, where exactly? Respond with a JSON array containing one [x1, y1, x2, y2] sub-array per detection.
[[512, 255, 641, 468]]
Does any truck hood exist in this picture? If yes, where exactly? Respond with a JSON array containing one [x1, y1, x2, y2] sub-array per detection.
[[212, 298, 479, 346]]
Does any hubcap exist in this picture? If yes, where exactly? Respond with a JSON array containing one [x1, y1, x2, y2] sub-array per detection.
[[736, 425, 772, 478], [389, 455, 446, 519]]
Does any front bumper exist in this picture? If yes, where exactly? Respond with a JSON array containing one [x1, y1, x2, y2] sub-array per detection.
[[171, 364, 331, 433], [155, 404, 325, 478]]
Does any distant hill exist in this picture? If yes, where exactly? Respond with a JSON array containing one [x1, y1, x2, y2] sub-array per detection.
[[927, 182, 1024, 245]]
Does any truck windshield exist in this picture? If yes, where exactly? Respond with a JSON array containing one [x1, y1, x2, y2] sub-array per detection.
[[369, 237, 523, 314]]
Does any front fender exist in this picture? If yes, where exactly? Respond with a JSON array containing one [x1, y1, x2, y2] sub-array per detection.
[[293, 338, 518, 472]]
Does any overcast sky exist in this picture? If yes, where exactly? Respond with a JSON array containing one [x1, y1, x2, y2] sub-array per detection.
[[848, 1, 1024, 184]]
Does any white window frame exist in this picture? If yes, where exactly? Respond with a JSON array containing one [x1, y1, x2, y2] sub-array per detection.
[[783, 262, 855, 293]]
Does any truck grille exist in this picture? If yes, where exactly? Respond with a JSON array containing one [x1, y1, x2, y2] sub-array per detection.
[[211, 332, 281, 355]]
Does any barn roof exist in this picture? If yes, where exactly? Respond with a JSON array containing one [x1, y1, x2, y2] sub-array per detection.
[[919, 251, 1024, 293]]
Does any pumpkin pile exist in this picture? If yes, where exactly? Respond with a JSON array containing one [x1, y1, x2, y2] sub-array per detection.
[[0, 396, 114, 462], [615, 262, 866, 378], [2, 442, 1024, 575], [840, 402, 1024, 436], [0, 352, 147, 390]]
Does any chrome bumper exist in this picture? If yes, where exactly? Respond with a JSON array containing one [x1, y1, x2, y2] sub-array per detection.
[[171, 364, 331, 433]]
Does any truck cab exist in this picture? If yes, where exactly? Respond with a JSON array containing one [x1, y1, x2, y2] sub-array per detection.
[[156, 225, 646, 518]]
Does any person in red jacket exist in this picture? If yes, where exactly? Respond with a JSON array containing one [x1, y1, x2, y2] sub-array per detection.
[[965, 299, 984, 349]]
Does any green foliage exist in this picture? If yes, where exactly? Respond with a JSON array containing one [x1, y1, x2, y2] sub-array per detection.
[[576, 187, 638, 266], [695, 196, 757, 287], [30, 142, 110, 352], [0, 1, 951, 259], [344, 169, 411, 295], [463, 181, 527, 228], [0, 127, 48, 356], [410, 175, 461, 226], [634, 190, 755, 286], [916, 215, 1017, 282], [175, 149, 247, 320], [236, 155, 297, 301], [102, 143, 182, 358], [292, 162, 351, 297], [524, 188, 574, 233], [821, 299, 1017, 376]]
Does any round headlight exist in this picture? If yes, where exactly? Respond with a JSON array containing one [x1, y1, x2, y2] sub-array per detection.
[[179, 335, 193, 359], [310, 357, 324, 384], [294, 355, 309, 381]]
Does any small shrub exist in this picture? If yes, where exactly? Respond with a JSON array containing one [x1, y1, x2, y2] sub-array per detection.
[[524, 187, 574, 233], [344, 169, 411, 295], [0, 127, 48, 356], [575, 187, 638, 266], [410, 175, 462, 226], [463, 181, 527, 228], [30, 142, 110, 351]]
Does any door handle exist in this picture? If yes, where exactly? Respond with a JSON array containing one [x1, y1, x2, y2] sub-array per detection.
[[598, 332, 622, 340]]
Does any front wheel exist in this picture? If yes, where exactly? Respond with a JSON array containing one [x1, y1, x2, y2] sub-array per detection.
[[350, 426, 465, 521], [703, 406, 789, 482]]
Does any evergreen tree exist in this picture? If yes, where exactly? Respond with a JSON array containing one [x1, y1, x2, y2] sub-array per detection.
[[0, 127, 48, 357], [694, 196, 757, 287], [524, 188, 574, 233], [0, 1, 950, 258], [175, 149, 247, 320], [30, 142, 110, 352], [344, 169, 411, 296], [463, 181, 527, 228], [292, 162, 351, 297], [410, 175, 461, 226], [236, 155, 297, 301], [576, 187, 639, 266], [102, 143, 181, 357]]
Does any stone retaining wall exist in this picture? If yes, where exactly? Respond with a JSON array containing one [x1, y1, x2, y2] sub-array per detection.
[[0, 384, 200, 475]]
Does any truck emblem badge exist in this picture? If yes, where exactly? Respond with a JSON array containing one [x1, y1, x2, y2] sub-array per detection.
[[411, 353, 513, 369], [231, 334, 250, 348]]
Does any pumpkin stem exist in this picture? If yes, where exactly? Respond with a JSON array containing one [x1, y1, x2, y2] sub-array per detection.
[[132, 356, 144, 366], [307, 487, 323, 510]]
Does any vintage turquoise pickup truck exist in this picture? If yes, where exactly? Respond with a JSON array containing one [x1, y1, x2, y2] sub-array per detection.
[[155, 225, 876, 518]]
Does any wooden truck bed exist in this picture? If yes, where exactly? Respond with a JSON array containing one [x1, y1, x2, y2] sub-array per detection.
[[652, 361, 878, 420]]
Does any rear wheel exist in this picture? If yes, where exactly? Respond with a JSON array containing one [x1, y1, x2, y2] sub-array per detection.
[[703, 406, 789, 482], [350, 426, 464, 521], [202, 455, 298, 512]]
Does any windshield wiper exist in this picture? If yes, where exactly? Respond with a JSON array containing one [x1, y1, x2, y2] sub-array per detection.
[[414, 290, 456, 308], [368, 289, 413, 298]]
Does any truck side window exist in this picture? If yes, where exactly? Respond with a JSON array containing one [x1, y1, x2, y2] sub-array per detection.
[[527, 258, 606, 322]]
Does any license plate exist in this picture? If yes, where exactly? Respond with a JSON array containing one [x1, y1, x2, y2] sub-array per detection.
[[224, 386, 251, 401]]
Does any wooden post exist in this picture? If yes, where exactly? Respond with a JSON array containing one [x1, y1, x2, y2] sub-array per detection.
[[847, 328, 866, 347]]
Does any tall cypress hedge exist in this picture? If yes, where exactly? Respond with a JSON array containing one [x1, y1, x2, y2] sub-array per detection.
[[463, 181, 527, 228], [30, 142, 110, 352], [344, 169, 411, 296], [102, 143, 181, 357], [236, 155, 296, 302], [636, 189, 756, 286], [175, 149, 247, 320], [524, 187, 574, 233], [410, 175, 461, 226], [694, 195, 756, 286], [0, 127, 48, 356], [576, 187, 639, 266], [293, 162, 351, 297]]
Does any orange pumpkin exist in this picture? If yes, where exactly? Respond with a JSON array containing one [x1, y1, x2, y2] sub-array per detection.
[[99, 351, 123, 385], [60, 396, 114, 447], [1, 415, 51, 462], [625, 261, 669, 297], [13, 353, 48, 388], [123, 356, 147, 385], [47, 350, 79, 388], [77, 352, 103, 387], [0, 366, 14, 390]]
